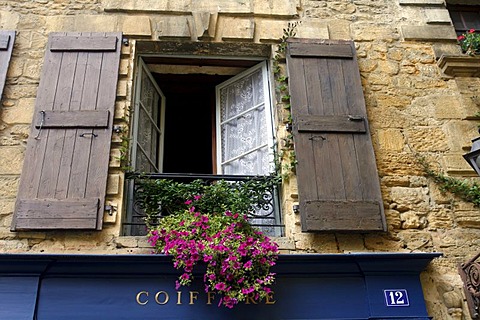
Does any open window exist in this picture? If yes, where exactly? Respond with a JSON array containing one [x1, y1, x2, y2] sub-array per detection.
[[124, 54, 279, 236]]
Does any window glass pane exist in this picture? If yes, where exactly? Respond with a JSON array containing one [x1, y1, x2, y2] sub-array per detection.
[[219, 64, 273, 176]]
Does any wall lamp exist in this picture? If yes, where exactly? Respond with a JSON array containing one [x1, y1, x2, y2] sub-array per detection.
[[463, 136, 480, 176]]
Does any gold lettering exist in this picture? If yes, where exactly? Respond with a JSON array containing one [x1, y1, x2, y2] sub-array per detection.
[[136, 291, 149, 305], [245, 292, 258, 305], [155, 291, 169, 305], [189, 291, 199, 305], [265, 291, 276, 305], [177, 291, 182, 305], [206, 291, 215, 305]]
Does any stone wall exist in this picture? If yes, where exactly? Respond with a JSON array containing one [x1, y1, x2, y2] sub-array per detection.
[[0, 0, 479, 319]]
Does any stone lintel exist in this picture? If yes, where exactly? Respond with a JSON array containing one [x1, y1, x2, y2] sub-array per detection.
[[399, 0, 445, 5], [401, 25, 457, 41]]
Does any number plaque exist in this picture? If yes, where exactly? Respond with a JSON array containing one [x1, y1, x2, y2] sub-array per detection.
[[384, 289, 409, 307]]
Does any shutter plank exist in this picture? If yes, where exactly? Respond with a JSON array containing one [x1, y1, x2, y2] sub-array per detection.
[[87, 32, 122, 229], [12, 32, 122, 231], [287, 39, 385, 232], [56, 33, 88, 199], [296, 115, 366, 132], [304, 200, 384, 231], [289, 42, 353, 58], [50, 35, 117, 51], [37, 43, 79, 200], [36, 110, 109, 128], [0, 31, 15, 101]]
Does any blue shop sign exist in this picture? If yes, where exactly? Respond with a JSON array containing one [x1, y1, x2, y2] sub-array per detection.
[[0, 253, 440, 320]]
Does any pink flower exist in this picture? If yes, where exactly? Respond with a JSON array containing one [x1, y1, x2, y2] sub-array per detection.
[[185, 200, 192, 205], [194, 195, 202, 200], [214, 282, 226, 291], [458, 35, 466, 41], [469, 29, 475, 33]]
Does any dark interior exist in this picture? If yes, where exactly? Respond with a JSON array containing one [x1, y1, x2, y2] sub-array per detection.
[[153, 73, 230, 174]]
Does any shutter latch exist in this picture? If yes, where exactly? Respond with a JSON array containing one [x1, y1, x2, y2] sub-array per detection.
[[348, 115, 364, 121], [105, 204, 117, 216]]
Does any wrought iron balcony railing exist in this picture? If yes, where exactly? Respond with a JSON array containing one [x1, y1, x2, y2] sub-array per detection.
[[123, 173, 284, 237]]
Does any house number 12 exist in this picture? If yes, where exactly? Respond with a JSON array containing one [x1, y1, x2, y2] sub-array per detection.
[[384, 289, 410, 307]]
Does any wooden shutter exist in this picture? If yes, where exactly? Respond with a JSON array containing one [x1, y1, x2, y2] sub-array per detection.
[[0, 30, 15, 101], [11, 32, 122, 231], [286, 39, 386, 232]]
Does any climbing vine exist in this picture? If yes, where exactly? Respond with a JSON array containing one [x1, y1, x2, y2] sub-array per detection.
[[273, 22, 299, 180], [418, 155, 480, 206]]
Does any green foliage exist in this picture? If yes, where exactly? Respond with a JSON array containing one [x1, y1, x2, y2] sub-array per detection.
[[458, 29, 480, 56], [419, 156, 480, 206], [136, 177, 281, 226]]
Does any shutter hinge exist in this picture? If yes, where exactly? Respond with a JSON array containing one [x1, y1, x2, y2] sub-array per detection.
[[105, 204, 117, 216], [293, 204, 300, 214], [113, 125, 123, 133], [348, 115, 364, 121]]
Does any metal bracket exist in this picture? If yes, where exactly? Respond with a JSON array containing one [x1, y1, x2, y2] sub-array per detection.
[[105, 204, 117, 216], [122, 38, 129, 46], [293, 204, 300, 214], [80, 133, 98, 138]]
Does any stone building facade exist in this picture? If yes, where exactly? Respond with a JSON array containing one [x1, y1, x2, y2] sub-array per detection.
[[0, 0, 479, 319]]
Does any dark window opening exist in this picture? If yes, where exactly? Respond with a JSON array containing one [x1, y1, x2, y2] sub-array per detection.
[[154, 73, 230, 174], [448, 4, 480, 35]]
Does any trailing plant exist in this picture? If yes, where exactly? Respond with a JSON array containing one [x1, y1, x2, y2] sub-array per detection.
[[136, 177, 280, 226], [147, 198, 278, 308], [418, 156, 480, 206], [140, 179, 280, 308], [458, 29, 480, 56]]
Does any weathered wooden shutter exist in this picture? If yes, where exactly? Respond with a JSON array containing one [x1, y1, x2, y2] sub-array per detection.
[[11, 32, 122, 230], [0, 30, 15, 101], [286, 39, 386, 232]]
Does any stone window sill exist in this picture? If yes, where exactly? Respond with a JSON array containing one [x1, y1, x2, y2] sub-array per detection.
[[438, 54, 480, 77]]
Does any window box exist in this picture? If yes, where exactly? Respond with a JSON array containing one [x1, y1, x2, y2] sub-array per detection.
[[438, 54, 480, 77]]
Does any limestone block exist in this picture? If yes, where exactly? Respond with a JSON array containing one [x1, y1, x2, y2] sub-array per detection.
[[385, 209, 402, 229], [326, 20, 351, 40], [271, 237, 296, 250], [256, 20, 290, 43], [295, 20, 329, 39], [0, 11, 20, 29], [75, 15, 117, 32], [377, 151, 424, 176], [221, 17, 255, 41], [2, 98, 35, 125], [253, 0, 297, 17], [376, 60, 400, 75], [382, 176, 410, 187], [106, 174, 121, 195], [119, 16, 152, 37], [425, 9, 453, 24], [6, 58, 24, 79], [407, 127, 448, 152], [427, 209, 454, 230], [401, 25, 457, 41], [119, 59, 129, 76], [401, 211, 428, 229], [0, 201, 13, 220], [358, 59, 378, 72], [398, 231, 433, 252], [364, 236, 405, 252], [352, 24, 399, 42], [390, 187, 429, 212], [104, 0, 191, 13], [0, 147, 24, 175], [455, 210, 480, 228], [442, 154, 474, 175], [117, 80, 128, 98], [114, 101, 128, 120], [190, 12, 217, 39], [23, 60, 42, 82], [336, 234, 367, 252], [377, 129, 405, 152], [0, 239, 29, 252], [110, 149, 121, 168], [399, 0, 445, 4], [293, 233, 339, 253], [153, 16, 191, 39]]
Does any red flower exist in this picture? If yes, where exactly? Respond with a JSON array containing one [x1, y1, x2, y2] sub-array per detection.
[[469, 29, 475, 33], [458, 35, 466, 41]]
